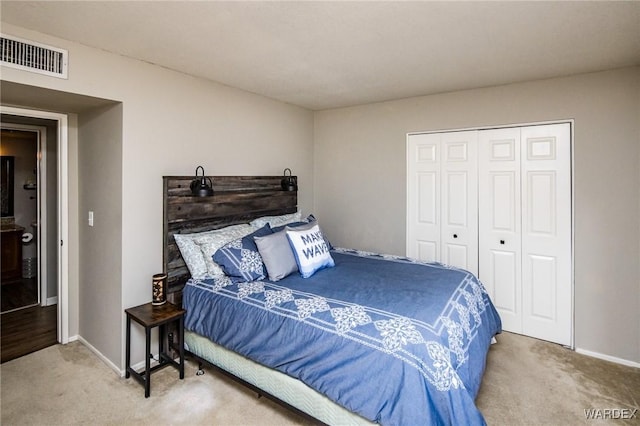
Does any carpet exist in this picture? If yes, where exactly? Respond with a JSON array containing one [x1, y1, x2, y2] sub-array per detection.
[[1, 332, 639, 425], [0, 341, 308, 425], [477, 332, 639, 425]]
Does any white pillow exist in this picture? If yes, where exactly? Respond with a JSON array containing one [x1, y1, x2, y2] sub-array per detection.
[[250, 210, 302, 229], [192, 224, 255, 277], [285, 221, 334, 278], [174, 232, 214, 279]]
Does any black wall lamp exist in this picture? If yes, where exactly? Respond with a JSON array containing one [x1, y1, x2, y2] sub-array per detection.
[[281, 168, 298, 191], [190, 166, 214, 197]]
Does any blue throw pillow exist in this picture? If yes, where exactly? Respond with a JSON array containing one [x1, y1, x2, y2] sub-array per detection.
[[270, 221, 308, 233], [285, 221, 334, 278], [213, 224, 273, 283]]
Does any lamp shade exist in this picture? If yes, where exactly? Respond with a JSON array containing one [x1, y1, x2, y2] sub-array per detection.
[[152, 273, 167, 305], [281, 168, 298, 191], [190, 166, 214, 197]]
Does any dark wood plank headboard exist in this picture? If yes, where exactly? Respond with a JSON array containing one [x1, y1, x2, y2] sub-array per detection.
[[163, 176, 297, 303]]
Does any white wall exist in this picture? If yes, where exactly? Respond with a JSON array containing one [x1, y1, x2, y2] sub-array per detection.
[[1, 23, 314, 369], [314, 67, 640, 364]]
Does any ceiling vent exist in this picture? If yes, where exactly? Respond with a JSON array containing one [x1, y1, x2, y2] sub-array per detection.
[[1, 34, 68, 79]]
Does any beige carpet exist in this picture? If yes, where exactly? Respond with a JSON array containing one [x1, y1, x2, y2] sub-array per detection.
[[1, 332, 639, 425], [477, 332, 639, 425]]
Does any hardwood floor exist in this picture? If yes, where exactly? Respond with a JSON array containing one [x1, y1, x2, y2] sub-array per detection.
[[1, 277, 38, 312], [1, 304, 58, 363]]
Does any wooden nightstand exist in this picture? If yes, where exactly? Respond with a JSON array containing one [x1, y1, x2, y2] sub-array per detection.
[[125, 302, 185, 397]]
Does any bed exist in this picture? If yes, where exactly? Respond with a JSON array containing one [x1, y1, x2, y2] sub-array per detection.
[[163, 176, 501, 425]]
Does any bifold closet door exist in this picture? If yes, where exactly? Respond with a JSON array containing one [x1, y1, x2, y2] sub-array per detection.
[[407, 133, 440, 263], [478, 128, 523, 334], [520, 124, 571, 346], [441, 131, 478, 275], [406, 131, 478, 275], [479, 123, 571, 346]]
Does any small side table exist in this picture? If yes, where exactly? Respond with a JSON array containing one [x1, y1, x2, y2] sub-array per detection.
[[125, 302, 186, 397]]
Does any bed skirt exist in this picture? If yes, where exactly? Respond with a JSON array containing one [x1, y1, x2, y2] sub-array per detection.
[[185, 330, 374, 425]]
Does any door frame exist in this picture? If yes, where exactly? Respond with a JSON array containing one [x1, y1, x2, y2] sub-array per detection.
[[406, 119, 575, 349], [0, 122, 49, 308], [1, 105, 69, 344]]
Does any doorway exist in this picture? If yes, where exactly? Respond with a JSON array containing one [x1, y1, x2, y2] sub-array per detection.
[[0, 108, 66, 362], [1, 127, 42, 313]]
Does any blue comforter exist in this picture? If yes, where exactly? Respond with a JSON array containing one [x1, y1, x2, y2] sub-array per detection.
[[184, 248, 501, 425]]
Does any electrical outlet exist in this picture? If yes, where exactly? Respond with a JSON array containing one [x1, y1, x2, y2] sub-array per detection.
[[88, 211, 94, 227]]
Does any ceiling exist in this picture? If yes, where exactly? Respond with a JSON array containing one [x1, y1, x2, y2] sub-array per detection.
[[2, 1, 639, 111]]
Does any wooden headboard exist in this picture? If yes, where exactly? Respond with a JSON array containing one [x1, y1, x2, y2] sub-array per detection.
[[163, 175, 297, 303]]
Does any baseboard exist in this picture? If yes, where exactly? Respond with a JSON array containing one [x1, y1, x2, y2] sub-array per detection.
[[575, 347, 640, 368], [75, 336, 167, 377], [77, 336, 123, 376], [46, 296, 58, 306]]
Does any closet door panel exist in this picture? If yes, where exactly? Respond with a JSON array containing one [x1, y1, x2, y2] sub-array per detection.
[[491, 172, 517, 231], [417, 240, 437, 262], [416, 170, 438, 261], [527, 254, 556, 320], [527, 172, 556, 235], [479, 128, 522, 334], [441, 131, 478, 274], [521, 123, 572, 346], [490, 250, 521, 331], [407, 133, 440, 263], [417, 172, 438, 224]]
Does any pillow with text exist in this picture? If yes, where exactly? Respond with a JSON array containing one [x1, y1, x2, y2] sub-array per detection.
[[285, 221, 334, 278]]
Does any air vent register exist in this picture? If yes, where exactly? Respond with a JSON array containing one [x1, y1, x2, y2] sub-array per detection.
[[1, 33, 68, 79]]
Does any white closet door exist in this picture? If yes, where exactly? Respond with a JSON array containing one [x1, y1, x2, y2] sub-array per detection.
[[407, 132, 478, 273], [479, 128, 523, 335], [479, 124, 572, 346], [520, 123, 572, 346], [407, 133, 440, 262], [441, 131, 478, 275], [409, 124, 572, 346]]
